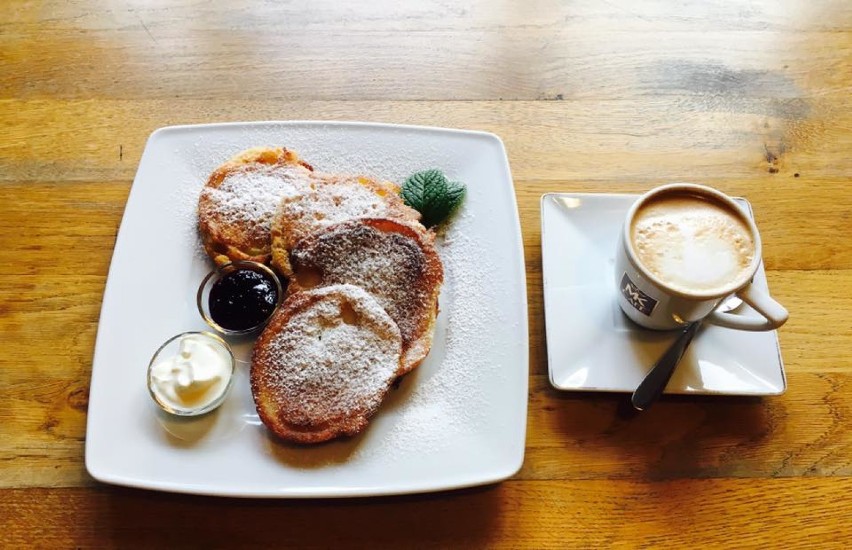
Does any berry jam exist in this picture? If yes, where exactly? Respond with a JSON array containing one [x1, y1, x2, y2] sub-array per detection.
[[209, 269, 278, 331]]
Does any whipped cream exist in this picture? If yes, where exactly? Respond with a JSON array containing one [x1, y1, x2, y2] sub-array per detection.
[[149, 333, 233, 414]]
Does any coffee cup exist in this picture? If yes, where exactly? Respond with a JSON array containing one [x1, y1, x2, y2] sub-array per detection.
[[615, 183, 788, 331]]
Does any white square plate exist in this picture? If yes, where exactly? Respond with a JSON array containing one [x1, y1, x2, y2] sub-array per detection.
[[85, 122, 528, 497], [541, 193, 786, 395]]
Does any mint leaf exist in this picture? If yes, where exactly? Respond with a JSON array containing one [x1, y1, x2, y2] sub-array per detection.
[[401, 169, 466, 227], [444, 179, 466, 213]]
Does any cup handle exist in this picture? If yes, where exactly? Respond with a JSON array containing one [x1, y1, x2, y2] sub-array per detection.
[[706, 284, 789, 331]]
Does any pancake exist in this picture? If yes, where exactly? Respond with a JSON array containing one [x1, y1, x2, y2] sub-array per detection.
[[269, 173, 421, 276], [197, 147, 314, 266], [251, 284, 402, 444], [288, 218, 443, 374]]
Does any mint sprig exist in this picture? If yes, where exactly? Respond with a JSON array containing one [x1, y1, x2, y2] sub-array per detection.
[[401, 169, 466, 228]]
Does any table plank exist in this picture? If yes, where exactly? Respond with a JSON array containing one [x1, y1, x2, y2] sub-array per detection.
[[2, 481, 851, 548], [2, 3, 849, 101], [3, 99, 850, 183], [5, 0, 850, 32]]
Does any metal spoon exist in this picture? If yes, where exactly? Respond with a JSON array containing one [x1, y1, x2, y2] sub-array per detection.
[[631, 296, 742, 411]]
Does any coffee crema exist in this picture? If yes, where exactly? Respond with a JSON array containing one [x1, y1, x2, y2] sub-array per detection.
[[630, 193, 755, 295]]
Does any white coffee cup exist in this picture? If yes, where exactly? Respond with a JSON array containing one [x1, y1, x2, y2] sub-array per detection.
[[615, 183, 788, 331]]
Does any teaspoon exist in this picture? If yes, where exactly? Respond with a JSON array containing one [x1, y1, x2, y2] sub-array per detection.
[[631, 296, 742, 411]]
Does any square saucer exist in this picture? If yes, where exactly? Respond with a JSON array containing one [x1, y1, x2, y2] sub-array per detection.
[[541, 193, 786, 395]]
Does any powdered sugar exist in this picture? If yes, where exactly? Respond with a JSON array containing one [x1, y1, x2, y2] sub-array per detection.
[[201, 164, 310, 233], [291, 221, 435, 346], [174, 130, 511, 460], [357, 204, 505, 460], [254, 285, 401, 425], [276, 174, 411, 246], [181, 124, 465, 190]]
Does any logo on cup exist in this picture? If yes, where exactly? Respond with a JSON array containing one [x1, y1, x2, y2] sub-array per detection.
[[620, 273, 657, 316]]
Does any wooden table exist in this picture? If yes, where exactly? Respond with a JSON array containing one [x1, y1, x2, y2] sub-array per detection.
[[2, 1, 851, 547]]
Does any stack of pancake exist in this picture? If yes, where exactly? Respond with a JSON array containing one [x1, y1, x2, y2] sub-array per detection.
[[198, 147, 443, 444]]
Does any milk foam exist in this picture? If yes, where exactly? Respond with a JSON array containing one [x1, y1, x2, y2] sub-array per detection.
[[630, 195, 755, 294]]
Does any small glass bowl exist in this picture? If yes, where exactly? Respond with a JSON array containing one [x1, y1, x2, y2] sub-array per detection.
[[147, 331, 236, 417], [196, 260, 284, 336]]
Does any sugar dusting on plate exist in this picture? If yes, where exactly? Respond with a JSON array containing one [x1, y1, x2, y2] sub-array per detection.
[[167, 126, 461, 263], [165, 127, 503, 462], [355, 204, 507, 462]]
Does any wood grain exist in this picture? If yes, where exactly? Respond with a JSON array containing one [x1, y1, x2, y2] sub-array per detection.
[[1, 0, 851, 547], [2, 2, 850, 101], [3, 99, 850, 182], [5, 0, 850, 32], [2, 481, 851, 548]]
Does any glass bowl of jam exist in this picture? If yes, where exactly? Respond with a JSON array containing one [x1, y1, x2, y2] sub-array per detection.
[[197, 260, 284, 336]]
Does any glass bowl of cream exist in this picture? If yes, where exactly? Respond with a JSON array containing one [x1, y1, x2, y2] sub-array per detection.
[[147, 331, 236, 416]]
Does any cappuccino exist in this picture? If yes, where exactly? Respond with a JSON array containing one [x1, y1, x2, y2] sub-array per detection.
[[630, 193, 755, 295]]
